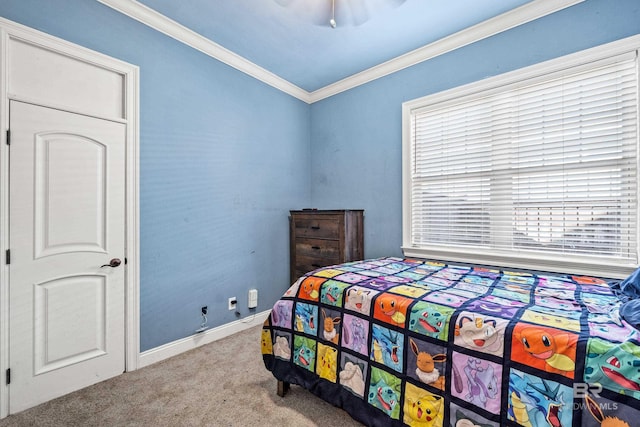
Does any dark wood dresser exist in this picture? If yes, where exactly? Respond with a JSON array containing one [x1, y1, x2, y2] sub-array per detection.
[[289, 209, 364, 284]]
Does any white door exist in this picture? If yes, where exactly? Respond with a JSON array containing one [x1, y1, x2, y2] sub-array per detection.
[[8, 100, 126, 413]]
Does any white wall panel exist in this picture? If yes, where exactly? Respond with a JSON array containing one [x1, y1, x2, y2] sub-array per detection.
[[8, 37, 124, 119]]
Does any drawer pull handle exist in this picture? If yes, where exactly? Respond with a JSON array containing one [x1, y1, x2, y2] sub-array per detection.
[[311, 225, 320, 230], [311, 246, 321, 250]]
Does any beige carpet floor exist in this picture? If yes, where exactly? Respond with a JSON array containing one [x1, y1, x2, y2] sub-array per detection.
[[0, 325, 363, 426]]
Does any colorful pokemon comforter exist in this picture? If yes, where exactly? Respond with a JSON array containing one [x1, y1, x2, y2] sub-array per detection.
[[261, 257, 640, 426]]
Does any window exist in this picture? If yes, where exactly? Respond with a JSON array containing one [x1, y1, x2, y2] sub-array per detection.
[[402, 42, 639, 278]]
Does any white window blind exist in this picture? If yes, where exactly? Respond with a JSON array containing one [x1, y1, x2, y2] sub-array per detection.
[[406, 53, 639, 270]]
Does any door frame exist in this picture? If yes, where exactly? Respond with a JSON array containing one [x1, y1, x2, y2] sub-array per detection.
[[0, 17, 140, 418]]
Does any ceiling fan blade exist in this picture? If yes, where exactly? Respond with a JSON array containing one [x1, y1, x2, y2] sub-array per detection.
[[344, 0, 371, 27], [274, 0, 407, 28], [273, 0, 294, 6], [343, 0, 407, 27], [273, 0, 330, 27]]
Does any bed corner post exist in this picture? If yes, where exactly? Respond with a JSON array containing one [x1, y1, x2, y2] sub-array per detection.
[[277, 380, 290, 397]]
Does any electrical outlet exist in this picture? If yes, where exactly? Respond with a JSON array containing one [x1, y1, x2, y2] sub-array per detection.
[[248, 289, 258, 308], [195, 305, 209, 334], [228, 297, 237, 311]]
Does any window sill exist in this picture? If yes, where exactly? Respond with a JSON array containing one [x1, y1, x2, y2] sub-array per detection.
[[402, 245, 636, 279]]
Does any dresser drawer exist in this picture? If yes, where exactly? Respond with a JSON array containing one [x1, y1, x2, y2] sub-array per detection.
[[290, 210, 364, 284], [292, 216, 341, 239], [295, 238, 340, 259], [295, 255, 339, 278]]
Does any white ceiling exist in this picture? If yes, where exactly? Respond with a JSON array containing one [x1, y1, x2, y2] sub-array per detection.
[[100, 0, 584, 102]]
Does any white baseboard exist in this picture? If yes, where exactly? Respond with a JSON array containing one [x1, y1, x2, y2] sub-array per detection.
[[138, 309, 270, 369]]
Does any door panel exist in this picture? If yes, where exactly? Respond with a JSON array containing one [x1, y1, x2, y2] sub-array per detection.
[[34, 133, 108, 258], [9, 100, 126, 414], [33, 274, 107, 375]]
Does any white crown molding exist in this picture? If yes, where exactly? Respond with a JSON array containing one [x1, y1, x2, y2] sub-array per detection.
[[308, 0, 585, 103], [96, 0, 311, 103], [97, 0, 584, 104]]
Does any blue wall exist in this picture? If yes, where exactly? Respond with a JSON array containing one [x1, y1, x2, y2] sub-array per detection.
[[310, 0, 640, 260], [0, 0, 311, 351], [2, 0, 639, 353]]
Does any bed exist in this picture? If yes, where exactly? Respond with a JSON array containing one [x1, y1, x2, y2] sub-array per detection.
[[261, 257, 640, 426]]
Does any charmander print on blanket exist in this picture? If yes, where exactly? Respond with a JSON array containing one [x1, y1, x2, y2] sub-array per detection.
[[262, 257, 640, 426]]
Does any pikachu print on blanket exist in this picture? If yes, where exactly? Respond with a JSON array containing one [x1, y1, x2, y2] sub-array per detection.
[[316, 343, 338, 382], [260, 328, 273, 355], [403, 383, 444, 427]]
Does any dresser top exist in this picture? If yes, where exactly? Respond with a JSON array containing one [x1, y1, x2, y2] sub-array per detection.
[[290, 209, 364, 214]]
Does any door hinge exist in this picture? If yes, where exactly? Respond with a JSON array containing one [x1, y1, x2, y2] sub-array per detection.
[[5, 129, 9, 145], [5, 249, 9, 265], [5, 369, 10, 385]]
